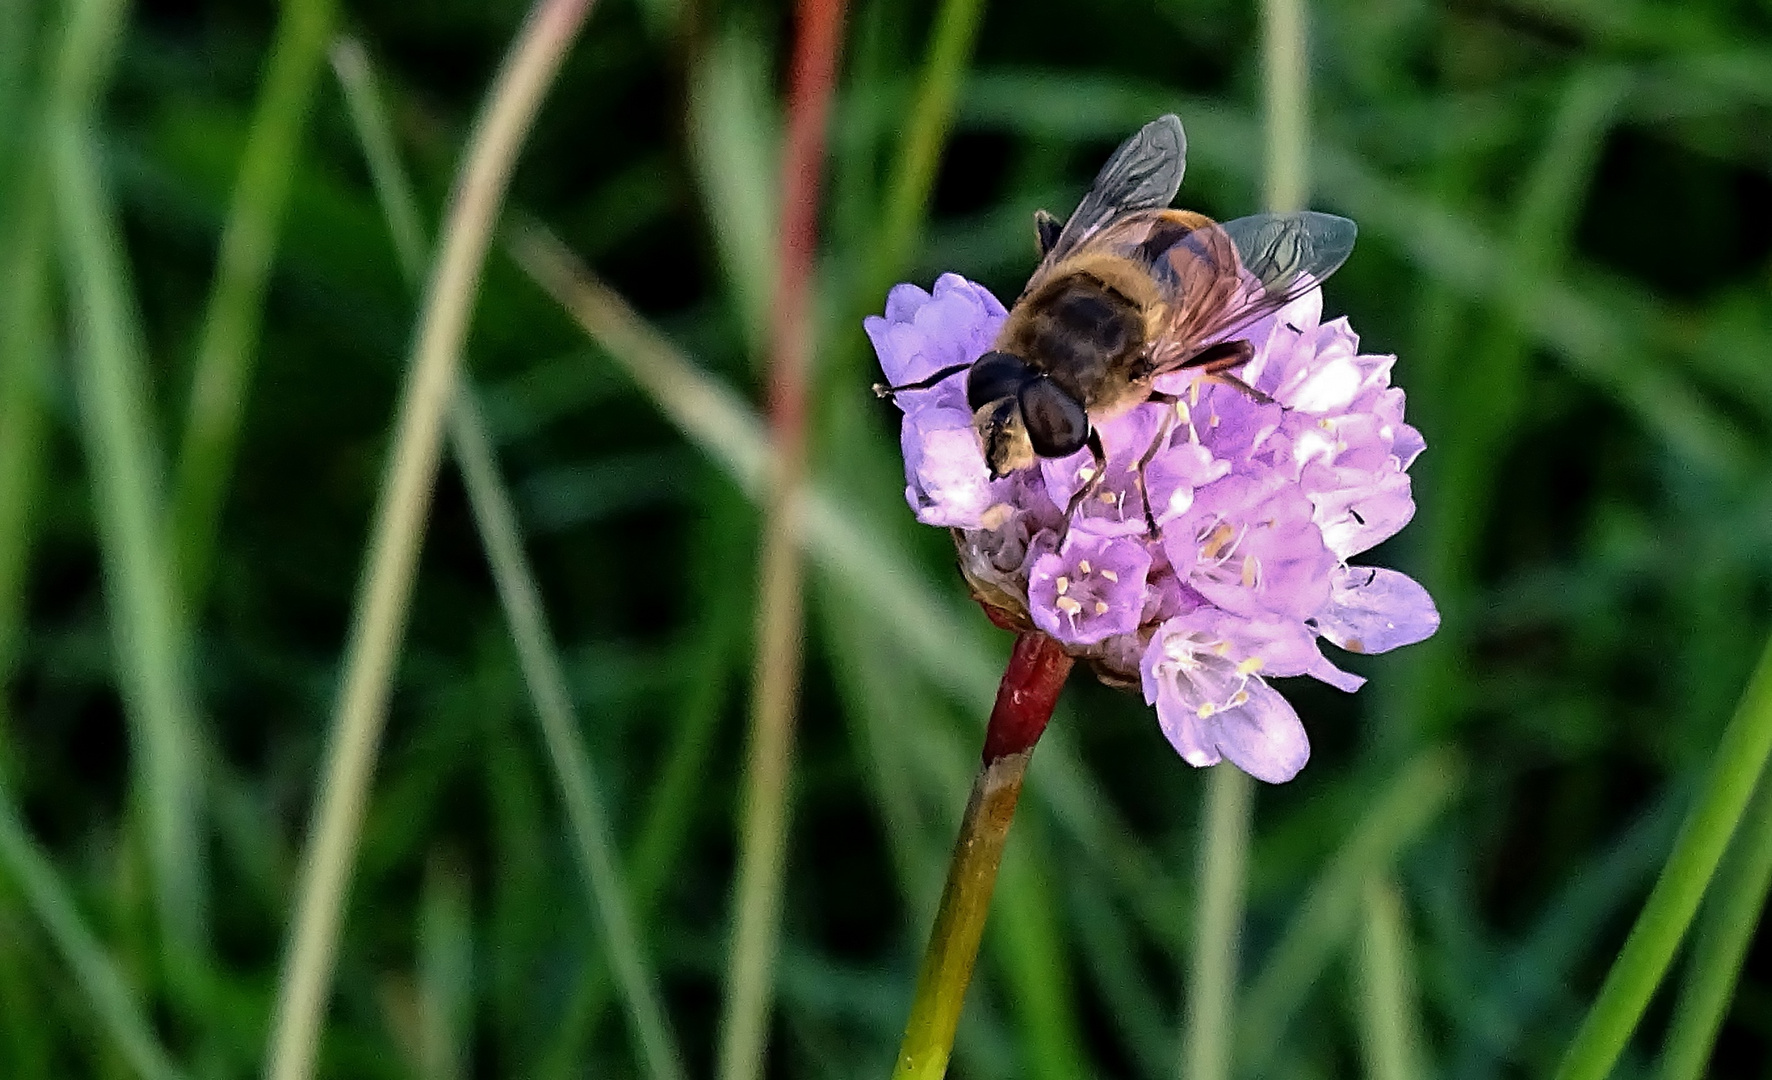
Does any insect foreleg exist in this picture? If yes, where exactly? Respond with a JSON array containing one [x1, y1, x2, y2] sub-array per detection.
[[1134, 392, 1181, 535], [871, 361, 971, 399], [1061, 429, 1110, 532]]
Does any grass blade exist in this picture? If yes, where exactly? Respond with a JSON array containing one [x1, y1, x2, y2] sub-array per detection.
[[416, 854, 472, 1080], [685, 28, 777, 357], [1238, 749, 1463, 1077], [0, 781, 187, 1080], [1447, 787, 1687, 1080], [0, 175, 52, 707], [1353, 877, 1431, 1080], [718, 3, 848, 1078], [1655, 765, 1772, 1080], [263, 5, 598, 1078], [1181, 764, 1253, 1080], [870, 0, 986, 290], [1554, 634, 1772, 1080], [1184, 5, 1310, 1075], [451, 392, 687, 1080], [49, 0, 208, 955], [169, 0, 338, 604], [330, 35, 691, 1080], [991, 831, 1088, 1080]]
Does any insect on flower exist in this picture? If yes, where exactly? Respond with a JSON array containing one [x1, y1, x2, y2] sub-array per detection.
[[874, 114, 1356, 534], [866, 116, 1439, 783]]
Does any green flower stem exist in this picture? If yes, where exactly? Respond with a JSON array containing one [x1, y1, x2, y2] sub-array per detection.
[[1554, 634, 1772, 1080], [893, 631, 1073, 1080]]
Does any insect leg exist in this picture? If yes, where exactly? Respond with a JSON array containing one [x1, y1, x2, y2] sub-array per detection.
[[1181, 340, 1279, 406], [871, 361, 971, 400], [1061, 429, 1110, 532], [1133, 393, 1181, 535], [1033, 209, 1062, 255], [1181, 338, 1254, 373], [1208, 372, 1275, 405]]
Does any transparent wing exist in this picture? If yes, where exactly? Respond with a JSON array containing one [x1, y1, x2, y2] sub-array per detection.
[[1147, 211, 1358, 372], [1043, 115, 1186, 267]]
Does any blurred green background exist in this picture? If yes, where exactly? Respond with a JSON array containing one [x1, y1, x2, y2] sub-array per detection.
[[4, 0, 1772, 1077]]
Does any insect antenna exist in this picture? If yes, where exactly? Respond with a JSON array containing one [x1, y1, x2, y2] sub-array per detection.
[[871, 361, 971, 400]]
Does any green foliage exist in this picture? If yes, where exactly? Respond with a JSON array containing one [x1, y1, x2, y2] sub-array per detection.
[[3, 0, 1772, 1076]]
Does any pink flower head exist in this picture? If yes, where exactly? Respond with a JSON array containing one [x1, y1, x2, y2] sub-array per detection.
[[867, 276, 1438, 783]]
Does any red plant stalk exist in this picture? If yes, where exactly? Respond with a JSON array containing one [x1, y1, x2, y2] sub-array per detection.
[[893, 631, 1074, 1079], [719, 2, 848, 1080]]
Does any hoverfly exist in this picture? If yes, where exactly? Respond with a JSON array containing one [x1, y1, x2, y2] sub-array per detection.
[[875, 114, 1356, 531]]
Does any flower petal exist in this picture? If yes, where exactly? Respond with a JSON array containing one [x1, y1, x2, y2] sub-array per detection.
[[1210, 678, 1311, 783], [901, 407, 1008, 528], [1028, 527, 1152, 646], [1316, 567, 1440, 654]]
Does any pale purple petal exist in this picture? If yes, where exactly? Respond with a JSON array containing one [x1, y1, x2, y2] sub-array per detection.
[[1144, 439, 1228, 525], [866, 275, 1007, 412], [1303, 464, 1416, 559], [1316, 567, 1441, 654], [1168, 475, 1335, 621], [1139, 613, 1311, 782], [901, 406, 1011, 528], [1029, 528, 1151, 646], [1209, 679, 1310, 783]]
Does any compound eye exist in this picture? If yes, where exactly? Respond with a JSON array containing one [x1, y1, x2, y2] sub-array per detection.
[[967, 351, 1033, 412], [1018, 376, 1090, 458]]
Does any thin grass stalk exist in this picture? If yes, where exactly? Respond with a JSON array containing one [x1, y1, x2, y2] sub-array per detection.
[[1239, 750, 1462, 1076], [327, 39, 686, 1080], [49, 0, 209, 956], [1448, 788, 1686, 1080], [262, 5, 595, 1078], [538, 496, 747, 1080], [1180, 1, 1308, 1074], [1655, 763, 1772, 1080], [1180, 764, 1252, 1080], [0, 780, 188, 1080], [416, 855, 471, 1080], [0, 185, 51, 705], [451, 395, 687, 1080], [1260, 0, 1307, 215], [1553, 633, 1772, 1080], [871, 0, 984, 289], [1352, 877, 1428, 1080], [0, 0, 51, 721], [718, 4, 846, 1079], [1392, 67, 1626, 749], [169, 0, 338, 604]]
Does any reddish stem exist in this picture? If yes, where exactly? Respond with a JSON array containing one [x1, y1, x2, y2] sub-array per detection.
[[981, 631, 1074, 764], [766, 0, 847, 441]]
